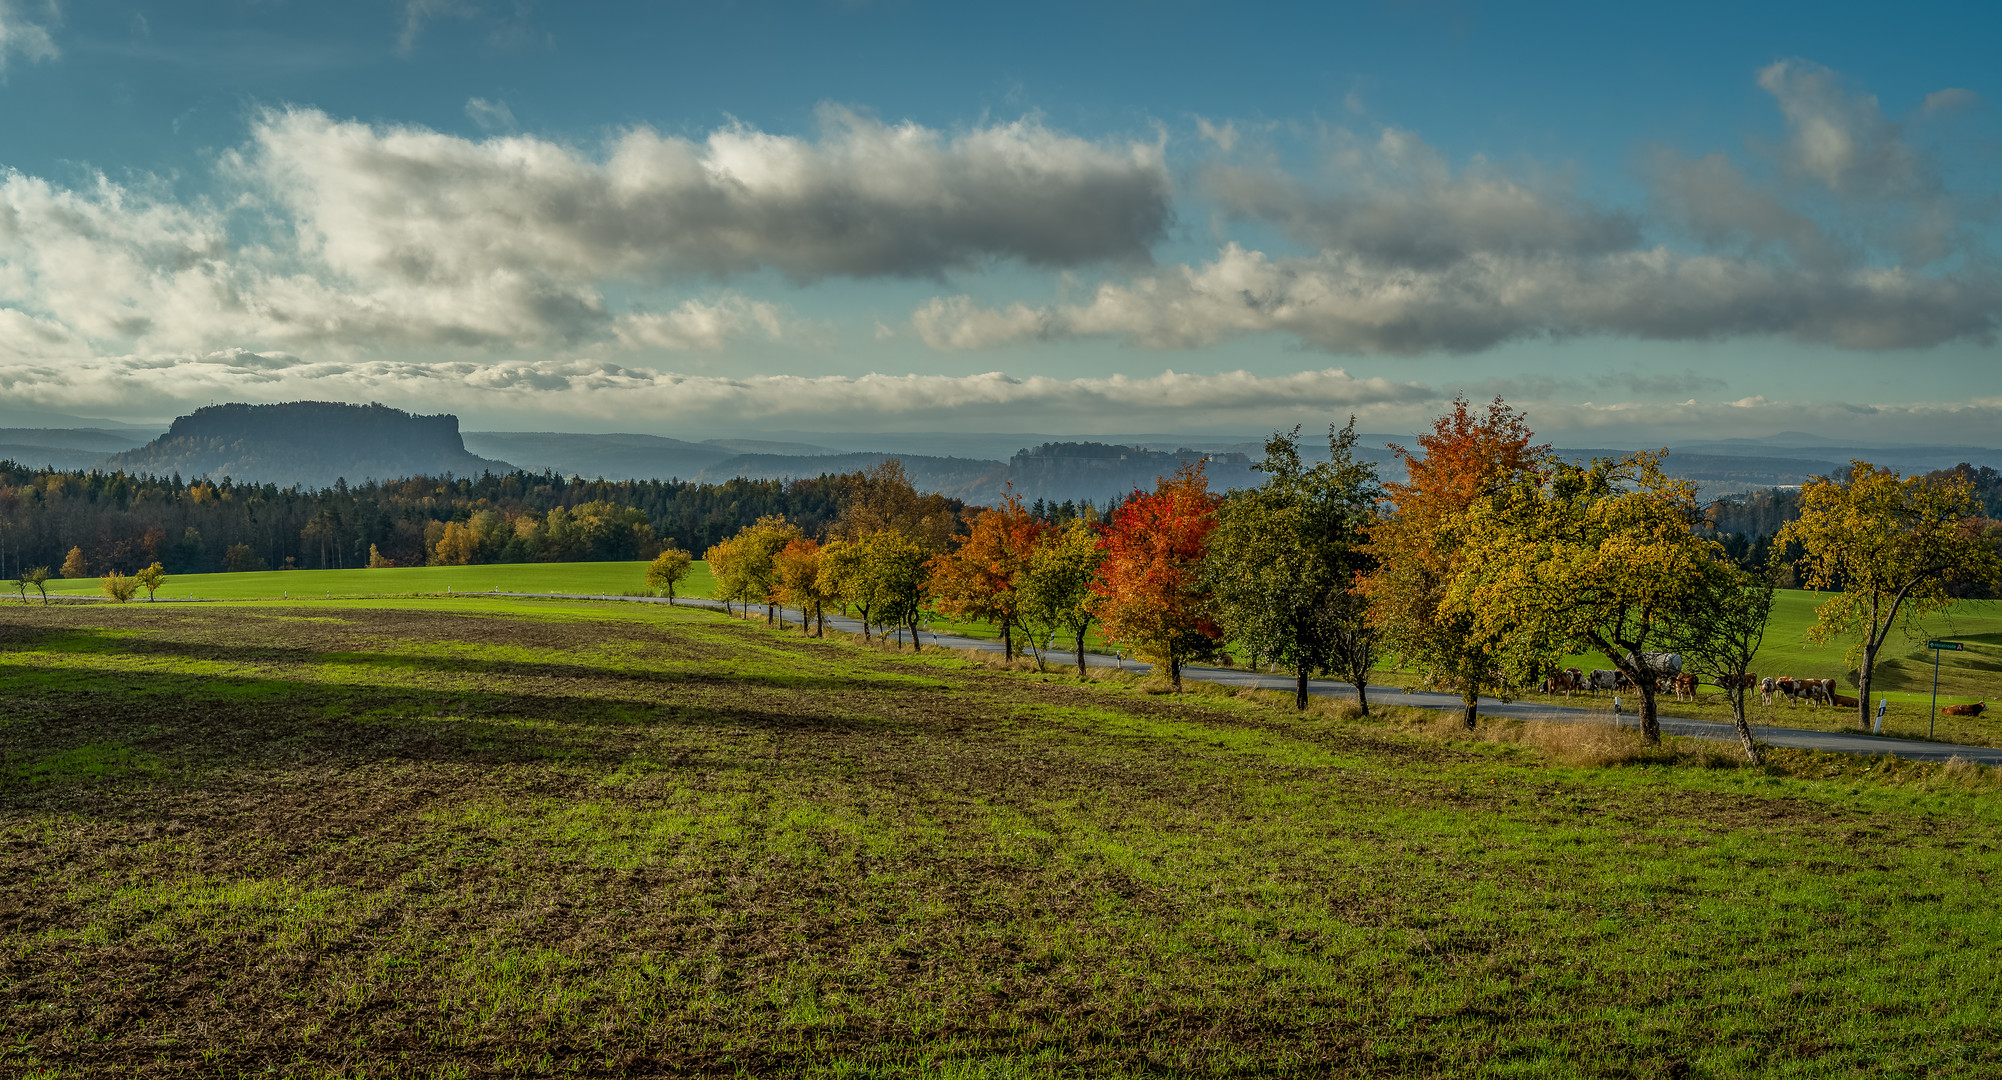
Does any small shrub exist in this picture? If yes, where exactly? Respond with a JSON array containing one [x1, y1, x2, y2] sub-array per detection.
[[100, 572, 138, 603]]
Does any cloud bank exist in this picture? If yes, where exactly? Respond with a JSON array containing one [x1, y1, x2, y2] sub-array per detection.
[[0, 104, 1171, 358], [918, 60, 1999, 355]]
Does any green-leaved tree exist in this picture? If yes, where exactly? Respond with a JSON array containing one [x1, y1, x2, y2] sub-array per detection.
[[1018, 518, 1105, 676], [1206, 420, 1381, 711]]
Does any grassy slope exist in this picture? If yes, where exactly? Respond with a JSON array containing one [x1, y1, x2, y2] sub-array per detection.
[[34, 564, 2001, 718], [3, 597, 2002, 1077]]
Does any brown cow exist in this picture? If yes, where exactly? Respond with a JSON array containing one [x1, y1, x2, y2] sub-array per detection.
[[1943, 701, 1988, 718], [1672, 673, 1698, 701], [1541, 668, 1583, 697]]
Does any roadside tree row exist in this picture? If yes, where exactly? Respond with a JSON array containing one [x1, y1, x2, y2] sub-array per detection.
[[683, 401, 1999, 760]]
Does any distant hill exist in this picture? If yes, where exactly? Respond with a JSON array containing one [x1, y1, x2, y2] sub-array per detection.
[[103, 402, 513, 488], [0, 427, 152, 471], [462, 431, 732, 482]]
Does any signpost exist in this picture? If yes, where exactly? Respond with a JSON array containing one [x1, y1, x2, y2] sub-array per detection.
[[1927, 641, 1964, 738]]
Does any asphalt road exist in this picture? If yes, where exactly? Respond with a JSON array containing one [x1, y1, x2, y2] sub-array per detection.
[[492, 590, 2002, 766]]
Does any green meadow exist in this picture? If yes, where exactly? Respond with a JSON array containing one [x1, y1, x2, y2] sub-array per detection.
[[3, 594, 2002, 1077], [33, 559, 718, 603], [27, 561, 2002, 734]]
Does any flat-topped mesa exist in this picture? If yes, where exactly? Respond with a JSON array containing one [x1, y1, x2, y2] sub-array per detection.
[[104, 401, 515, 488]]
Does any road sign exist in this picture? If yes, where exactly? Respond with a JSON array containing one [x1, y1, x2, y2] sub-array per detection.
[[1928, 641, 1964, 651]]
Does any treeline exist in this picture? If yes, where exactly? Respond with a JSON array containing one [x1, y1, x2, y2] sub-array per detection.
[[692, 401, 2001, 761], [0, 462, 958, 578]]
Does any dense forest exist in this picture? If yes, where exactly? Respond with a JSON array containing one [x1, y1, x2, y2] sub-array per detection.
[[0, 462, 932, 578]]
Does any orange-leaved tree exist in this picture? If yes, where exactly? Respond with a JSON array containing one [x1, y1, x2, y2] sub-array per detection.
[[774, 538, 836, 636], [927, 492, 1048, 661], [1360, 397, 1549, 729], [1093, 461, 1222, 691]]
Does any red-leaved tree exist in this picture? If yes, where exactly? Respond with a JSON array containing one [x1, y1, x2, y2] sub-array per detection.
[[1093, 461, 1222, 691]]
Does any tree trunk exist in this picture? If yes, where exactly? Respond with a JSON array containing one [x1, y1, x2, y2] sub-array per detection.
[[1356, 680, 1371, 718], [1075, 628, 1087, 678], [1295, 670, 1309, 711], [766, 604, 774, 626], [859, 607, 870, 642], [1001, 616, 1013, 661], [1728, 686, 1763, 765], [815, 602, 824, 637], [1170, 654, 1182, 693], [1461, 691, 1478, 731], [1639, 682, 1660, 744], [1858, 642, 1877, 730], [908, 619, 922, 653]]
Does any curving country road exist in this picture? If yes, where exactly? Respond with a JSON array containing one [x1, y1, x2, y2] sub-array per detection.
[[491, 590, 2002, 767]]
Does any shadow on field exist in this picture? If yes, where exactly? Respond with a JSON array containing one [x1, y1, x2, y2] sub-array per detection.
[[0, 616, 934, 807]]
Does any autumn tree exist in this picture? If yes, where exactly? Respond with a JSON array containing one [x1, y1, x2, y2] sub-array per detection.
[[134, 562, 168, 601], [367, 545, 395, 568], [60, 546, 86, 579], [100, 571, 138, 603], [1779, 462, 2002, 729], [1019, 518, 1105, 677], [646, 547, 693, 601], [773, 538, 836, 636], [833, 459, 962, 552], [1206, 420, 1381, 711], [855, 531, 931, 650], [23, 566, 50, 605], [1093, 461, 1222, 691], [816, 539, 872, 640], [1449, 452, 1731, 744], [707, 516, 803, 623], [1361, 397, 1547, 729], [928, 493, 1047, 661]]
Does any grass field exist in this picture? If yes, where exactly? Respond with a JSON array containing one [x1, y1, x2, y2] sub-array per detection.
[[30, 560, 716, 602], [4, 595, 2002, 1076], [29, 561, 2002, 731]]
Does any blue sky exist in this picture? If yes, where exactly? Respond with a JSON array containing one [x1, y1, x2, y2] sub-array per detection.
[[1, 1, 1997, 444]]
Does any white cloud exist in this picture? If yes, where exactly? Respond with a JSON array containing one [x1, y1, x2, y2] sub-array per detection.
[[464, 96, 516, 132], [611, 296, 794, 351], [240, 104, 1169, 289], [0, 0, 57, 74]]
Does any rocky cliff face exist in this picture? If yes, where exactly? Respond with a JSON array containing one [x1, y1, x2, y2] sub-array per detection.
[[102, 402, 514, 487]]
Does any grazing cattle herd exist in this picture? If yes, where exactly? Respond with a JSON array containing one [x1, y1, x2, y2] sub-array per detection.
[[1523, 653, 1991, 722]]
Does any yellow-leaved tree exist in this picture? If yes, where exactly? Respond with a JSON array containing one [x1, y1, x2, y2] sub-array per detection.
[[1778, 462, 2001, 730], [134, 562, 168, 601], [1447, 451, 1731, 745], [645, 546, 693, 601], [706, 516, 803, 624], [60, 546, 87, 579], [1360, 397, 1547, 729]]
